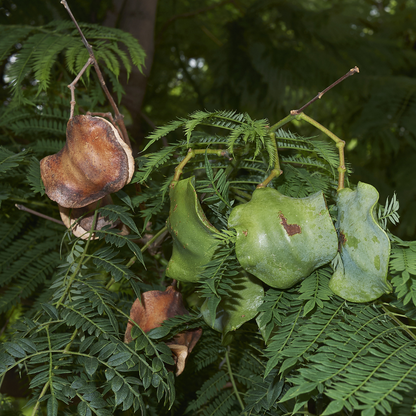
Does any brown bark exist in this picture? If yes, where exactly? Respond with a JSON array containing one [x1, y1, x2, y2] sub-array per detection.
[[103, 0, 158, 149]]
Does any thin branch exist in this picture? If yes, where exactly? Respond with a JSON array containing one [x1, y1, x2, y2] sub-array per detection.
[[225, 347, 245, 412], [61, 0, 131, 147], [381, 304, 416, 341], [126, 225, 169, 268], [290, 66, 359, 115], [268, 67, 358, 190], [297, 113, 346, 191], [172, 148, 228, 182], [67, 57, 93, 119], [15, 204, 64, 226]]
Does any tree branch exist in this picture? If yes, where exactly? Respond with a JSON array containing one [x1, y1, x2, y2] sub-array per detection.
[[290, 66, 359, 115], [61, 0, 131, 147], [15, 204, 64, 226]]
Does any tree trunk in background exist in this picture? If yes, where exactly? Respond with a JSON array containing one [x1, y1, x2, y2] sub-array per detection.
[[104, 0, 158, 150]]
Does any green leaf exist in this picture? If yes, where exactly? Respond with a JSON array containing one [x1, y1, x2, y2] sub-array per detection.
[[27, 156, 45, 195], [115, 384, 129, 405], [152, 357, 163, 372], [105, 368, 115, 381], [303, 299, 316, 316], [279, 381, 317, 402], [278, 356, 299, 375], [321, 400, 345, 415], [47, 396, 58, 416], [84, 356, 99, 376], [108, 352, 131, 367], [361, 407, 376, 416], [112, 376, 123, 392], [5, 342, 26, 358], [18, 338, 37, 354], [147, 326, 170, 340], [0, 147, 29, 174], [41, 303, 59, 320], [115, 190, 134, 211], [98, 205, 140, 236]]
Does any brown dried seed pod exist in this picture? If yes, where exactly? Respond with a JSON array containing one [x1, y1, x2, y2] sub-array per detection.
[[125, 285, 202, 376], [40, 115, 134, 209]]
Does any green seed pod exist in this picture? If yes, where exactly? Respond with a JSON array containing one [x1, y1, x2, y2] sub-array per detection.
[[329, 182, 392, 302], [228, 187, 338, 289], [201, 271, 264, 335], [166, 176, 220, 282]]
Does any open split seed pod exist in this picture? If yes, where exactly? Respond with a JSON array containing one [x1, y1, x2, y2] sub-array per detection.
[[124, 285, 202, 376], [40, 115, 134, 209], [59, 195, 128, 239]]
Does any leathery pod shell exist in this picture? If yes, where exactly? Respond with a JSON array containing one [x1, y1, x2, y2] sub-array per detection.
[[165, 176, 221, 282], [228, 187, 338, 289], [329, 182, 392, 302], [40, 115, 134, 209]]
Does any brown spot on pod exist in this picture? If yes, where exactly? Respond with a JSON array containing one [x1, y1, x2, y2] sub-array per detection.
[[279, 212, 301, 236]]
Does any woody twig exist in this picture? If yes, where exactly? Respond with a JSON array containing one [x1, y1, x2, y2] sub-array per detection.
[[268, 66, 359, 191], [15, 204, 65, 226], [61, 0, 131, 147]]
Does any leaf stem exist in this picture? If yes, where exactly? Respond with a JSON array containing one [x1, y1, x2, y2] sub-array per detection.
[[172, 148, 228, 182], [256, 131, 282, 188], [55, 210, 98, 308], [381, 305, 416, 340], [297, 113, 346, 191], [126, 225, 168, 268], [269, 113, 296, 132], [225, 347, 245, 412], [230, 187, 252, 201]]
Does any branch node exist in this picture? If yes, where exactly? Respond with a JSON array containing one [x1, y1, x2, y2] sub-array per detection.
[[290, 66, 360, 114]]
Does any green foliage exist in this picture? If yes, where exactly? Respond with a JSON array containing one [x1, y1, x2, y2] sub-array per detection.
[[2, 5, 416, 416], [0, 21, 145, 105], [389, 237, 416, 308]]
